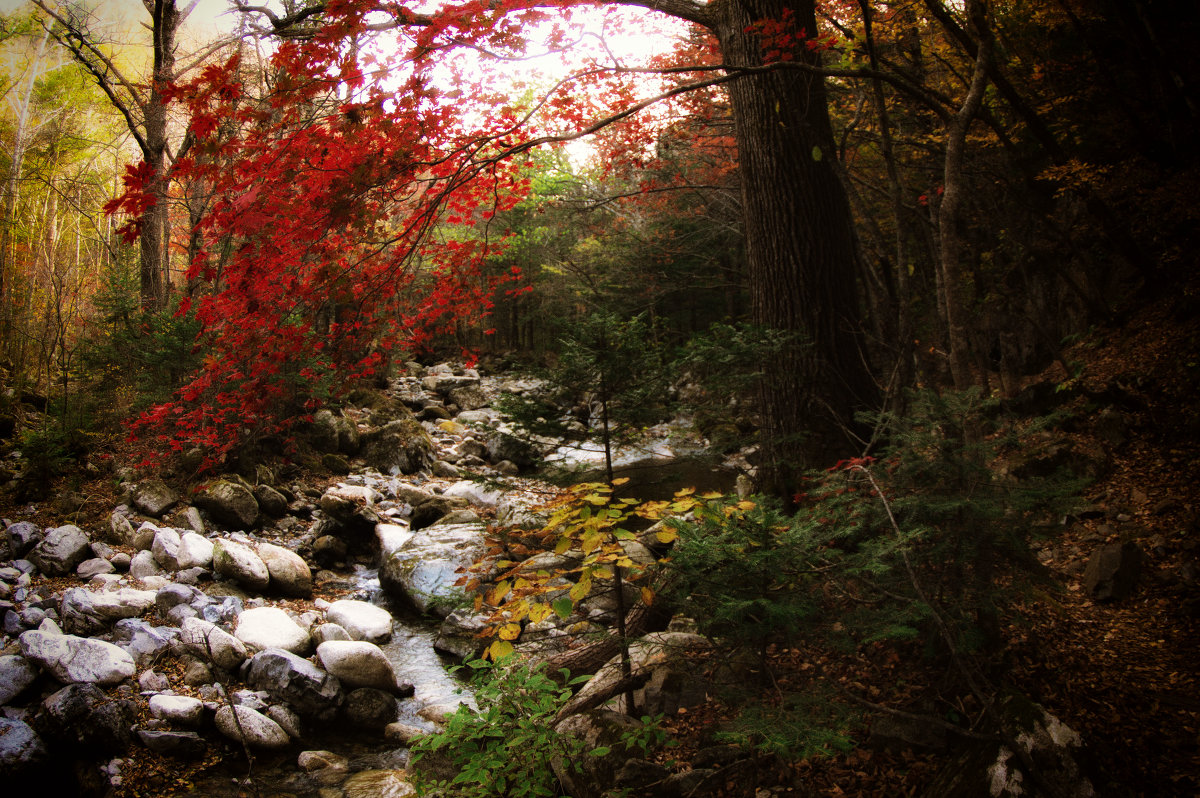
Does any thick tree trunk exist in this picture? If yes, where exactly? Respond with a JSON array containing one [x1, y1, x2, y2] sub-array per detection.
[[33, 0, 185, 311], [710, 0, 878, 496], [139, 0, 181, 310]]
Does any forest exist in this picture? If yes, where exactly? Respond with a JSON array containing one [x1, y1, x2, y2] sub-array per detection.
[[0, 0, 1197, 796]]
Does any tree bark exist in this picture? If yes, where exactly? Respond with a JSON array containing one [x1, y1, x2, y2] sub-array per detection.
[[935, 0, 991, 391], [34, 0, 193, 311], [707, 0, 878, 495], [139, 0, 183, 310]]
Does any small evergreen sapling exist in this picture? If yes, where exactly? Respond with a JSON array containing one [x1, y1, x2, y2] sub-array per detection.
[[496, 311, 670, 484]]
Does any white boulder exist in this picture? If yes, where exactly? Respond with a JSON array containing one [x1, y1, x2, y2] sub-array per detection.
[[235, 607, 312, 654]]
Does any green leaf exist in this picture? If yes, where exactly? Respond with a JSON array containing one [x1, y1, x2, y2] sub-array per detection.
[[552, 597, 574, 619], [589, 746, 611, 757]]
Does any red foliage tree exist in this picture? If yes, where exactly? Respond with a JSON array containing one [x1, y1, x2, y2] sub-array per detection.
[[114, 0, 878, 490]]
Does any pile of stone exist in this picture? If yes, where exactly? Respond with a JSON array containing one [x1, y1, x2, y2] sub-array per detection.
[[0, 361, 713, 794]]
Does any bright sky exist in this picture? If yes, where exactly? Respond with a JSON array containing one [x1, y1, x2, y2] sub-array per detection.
[[2, 0, 691, 162], [0, 0, 683, 65]]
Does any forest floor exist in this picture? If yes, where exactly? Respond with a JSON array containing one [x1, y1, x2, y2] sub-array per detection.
[[3, 282, 1198, 797], [1004, 288, 1200, 797], [646, 283, 1200, 797]]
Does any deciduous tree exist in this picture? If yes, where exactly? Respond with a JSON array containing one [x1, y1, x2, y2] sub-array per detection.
[[142, 0, 879, 489], [33, 0, 235, 310]]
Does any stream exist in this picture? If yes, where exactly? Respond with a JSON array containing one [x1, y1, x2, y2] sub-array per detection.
[[133, 378, 739, 796], [182, 565, 470, 797]]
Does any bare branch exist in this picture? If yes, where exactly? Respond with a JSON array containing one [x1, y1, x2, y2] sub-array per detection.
[[32, 0, 151, 156]]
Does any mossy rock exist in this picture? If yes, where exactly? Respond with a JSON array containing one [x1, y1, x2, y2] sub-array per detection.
[[322, 453, 352, 475], [362, 419, 434, 476]]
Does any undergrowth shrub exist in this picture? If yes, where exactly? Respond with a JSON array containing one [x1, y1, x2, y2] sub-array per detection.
[[80, 294, 203, 411], [410, 658, 595, 798], [664, 496, 821, 663], [713, 689, 857, 760], [669, 388, 1082, 664], [661, 388, 1084, 748]]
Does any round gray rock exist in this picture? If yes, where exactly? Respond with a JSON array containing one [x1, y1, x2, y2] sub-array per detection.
[[235, 606, 311, 654], [18, 629, 135, 685], [132, 480, 179, 517], [181, 616, 248, 671], [256, 542, 312, 597], [215, 704, 291, 749], [213, 538, 270, 592], [316, 640, 402, 693], [196, 480, 260, 529], [28, 525, 90, 576], [325, 599, 393, 643]]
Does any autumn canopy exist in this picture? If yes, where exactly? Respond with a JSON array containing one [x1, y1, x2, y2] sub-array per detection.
[[105, 0, 874, 483]]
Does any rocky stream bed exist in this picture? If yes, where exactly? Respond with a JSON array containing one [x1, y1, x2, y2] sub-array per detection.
[[0, 356, 1133, 798], [0, 362, 744, 796]]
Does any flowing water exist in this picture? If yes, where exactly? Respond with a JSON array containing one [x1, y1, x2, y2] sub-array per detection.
[[174, 413, 733, 795], [179, 569, 470, 797]]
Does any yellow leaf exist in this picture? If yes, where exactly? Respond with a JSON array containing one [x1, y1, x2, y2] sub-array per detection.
[[655, 528, 678, 544], [499, 622, 522, 640], [555, 537, 572, 554], [487, 640, 514, 660], [489, 580, 511, 605], [641, 586, 655, 605], [528, 603, 552, 624], [507, 599, 529, 620], [569, 579, 590, 602], [612, 477, 630, 486], [638, 501, 667, 518]]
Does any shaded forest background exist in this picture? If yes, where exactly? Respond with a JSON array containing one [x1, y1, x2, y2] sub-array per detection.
[[1, 0, 1197, 472]]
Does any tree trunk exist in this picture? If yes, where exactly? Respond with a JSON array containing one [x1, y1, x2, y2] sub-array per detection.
[[936, 0, 991, 391], [709, 0, 878, 496], [32, 0, 187, 311], [139, 0, 182, 310], [1, 27, 55, 361]]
